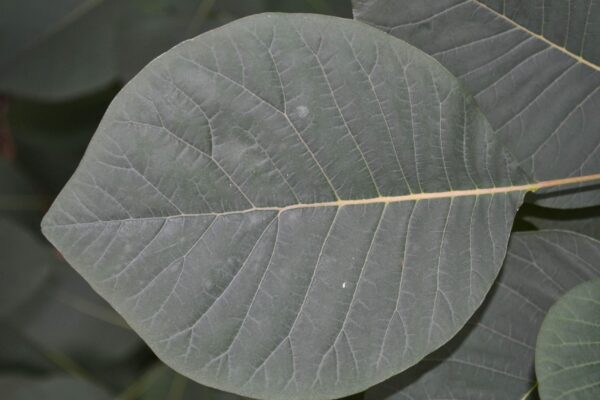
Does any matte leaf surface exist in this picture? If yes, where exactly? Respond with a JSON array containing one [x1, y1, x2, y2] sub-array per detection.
[[42, 13, 526, 399], [536, 279, 600, 400], [365, 230, 600, 400], [353, 0, 600, 208]]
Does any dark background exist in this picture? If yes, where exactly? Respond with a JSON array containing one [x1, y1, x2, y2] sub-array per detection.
[[0, 1, 359, 399]]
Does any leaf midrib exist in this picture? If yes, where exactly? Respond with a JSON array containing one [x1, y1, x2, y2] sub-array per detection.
[[473, 0, 600, 72], [43, 173, 600, 228]]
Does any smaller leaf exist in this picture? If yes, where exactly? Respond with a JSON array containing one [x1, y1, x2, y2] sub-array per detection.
[[536, 279, 600, 400]]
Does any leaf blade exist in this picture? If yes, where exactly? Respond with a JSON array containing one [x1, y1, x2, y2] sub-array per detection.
[[536, 278, 600, 400], [42, 13, 525, 399]]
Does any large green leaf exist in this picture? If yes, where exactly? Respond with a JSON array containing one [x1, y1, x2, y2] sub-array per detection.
[[42, 13, 527, 399], [536, 278, 600, 400], [353, 0, 600, 208], [365, 230, 600, 400], [0, 375, 111, 400]]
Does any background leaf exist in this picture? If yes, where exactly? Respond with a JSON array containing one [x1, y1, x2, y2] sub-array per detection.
[[128, 364, 252, 400], [4, 259, 142, 367], [519, 203, 600, 241], [8, 88, 117, 195], [0, 0, 120, 101], [0, 327, 57, 375], [535, 278, 600, 400], [353, 0, 600, 208], [0, 219, 51, 317], [42, 12, 526, 400], [0, 159, 46, 229], [1, 0, 352, 101], [0, 375, 112, 400], [365, 230, 600, 400]]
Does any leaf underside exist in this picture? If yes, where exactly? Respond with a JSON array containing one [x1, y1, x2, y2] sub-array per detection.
[[42, 13, 526, 399], [536, 278, 600, 400], [353, 0, 600, 208], [365, 230, 600, 400]]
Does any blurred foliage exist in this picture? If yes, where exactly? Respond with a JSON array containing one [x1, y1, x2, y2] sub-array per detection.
[[0, 1, 357, 399], [0, 0, 594, 399], [0, 375, 113, 399], [0, 0, 351, 101], [517, 202, 600, 241]]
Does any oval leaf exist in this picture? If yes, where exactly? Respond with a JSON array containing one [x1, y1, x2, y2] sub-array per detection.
[[42, 13, 526, 399], [366, 230, 600, 400], [536, 278, 600, 400]]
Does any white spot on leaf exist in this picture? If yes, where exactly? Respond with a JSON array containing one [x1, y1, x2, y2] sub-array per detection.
[[296, 105, 309, 118]]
